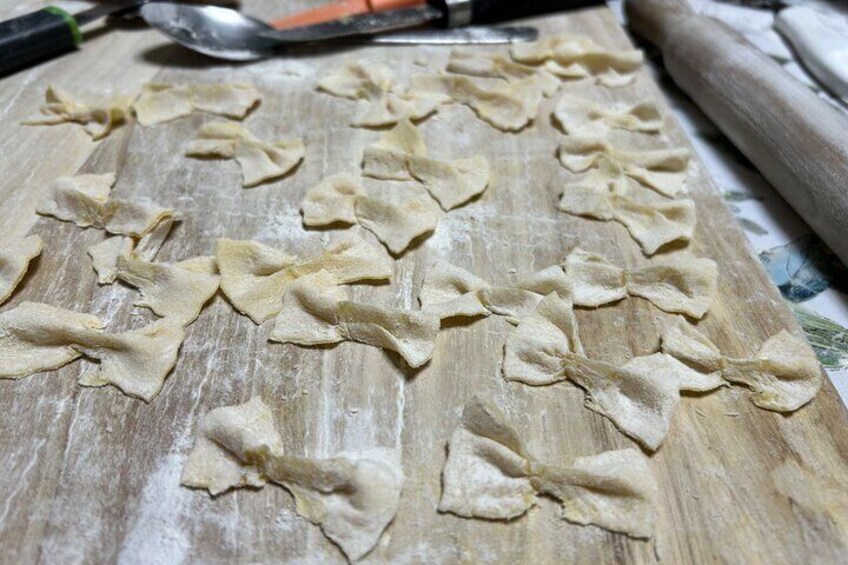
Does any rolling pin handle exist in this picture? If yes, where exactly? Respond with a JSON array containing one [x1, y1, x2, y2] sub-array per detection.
[[0, 7, 81, 76]]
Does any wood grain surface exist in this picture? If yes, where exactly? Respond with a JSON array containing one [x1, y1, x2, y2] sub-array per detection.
[[1, 2, 847, 564]]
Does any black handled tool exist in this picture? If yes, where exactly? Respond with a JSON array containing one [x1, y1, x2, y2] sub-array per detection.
[[0, 3, 140, 76]]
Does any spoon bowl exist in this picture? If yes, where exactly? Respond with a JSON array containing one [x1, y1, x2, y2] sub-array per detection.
[[140, 3, 277, 61]]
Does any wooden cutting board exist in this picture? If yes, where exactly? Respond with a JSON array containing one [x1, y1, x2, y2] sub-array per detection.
[[1, 2, 847, 563]]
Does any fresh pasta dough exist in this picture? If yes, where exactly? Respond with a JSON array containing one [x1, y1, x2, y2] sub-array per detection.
[[440, 399, 658, 538], [133, 83, 261, 126], [37, 173, 178, 238], [182, 397, 403, 561], [510, 35, 643, 87], [411, 73, 546, 132], [216, 234, 392, 324], [420, 247, 716, 322], [186, 122, 304, 187], [503, 299, 724, 450], [553, 94, 663, 136], [362, 120, 490, 210], [502, 293, 584, 384], [446, 50, 560, 97], [565, 248, 718, 319], [418, 260, 572, 323], [661, 318, 822, 412], [302, 175, 442, 255], [88, 235, 218, 325], [22, 86, 132, 140], [0, 235, 43, 305], [0, 302, 184, 401], [269, 271, 439, 368], [317, 61, 448, 127], [558, 136, 690, 198], [558, 170, 696, 255]]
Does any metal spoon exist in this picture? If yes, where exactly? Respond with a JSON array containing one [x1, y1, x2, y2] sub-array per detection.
[[139, 2, 537, 62]]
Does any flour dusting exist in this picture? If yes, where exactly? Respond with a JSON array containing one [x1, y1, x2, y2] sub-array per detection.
[[117, 451, 192, 565]]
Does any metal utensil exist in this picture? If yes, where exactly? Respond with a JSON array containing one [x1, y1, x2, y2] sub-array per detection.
[[139, 3, 539, 61]]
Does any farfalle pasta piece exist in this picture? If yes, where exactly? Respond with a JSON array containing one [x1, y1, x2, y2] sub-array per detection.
[[502, 293, 584, 384], [301, 173, 364, 226], [362, 120, 490, 210], [133, 83, 260, 126], [661, 318, 822, 412], [553, 94, 663, 137], [114, 254, 220, 326], [301, 172, 441, 255], [217, 233, 392, 324], [182, 396, 403, 561], [417, 260, 492, 319], [88, 236, 133, 284], [0, 235, 43, 305], [558, 171, 696, 255], [355, 193, 441, 255], [411, 73, 544, 132], [36, 173, 178, 238], [22, 86, 132, 140], [0, 302, 184, 401], [446, 50, 560, 96], [440, 399, 658, 538], [558, 136, 691, 198], [565, 248, 717, 318], [418, 260, 572, 323], [562, 352, 719, 450], [87, 234, 218, 325], [317, 61, 447, 127], [270, 271, 439, 368], [511, 35, 643, 87], [419, 261, 572, 323], [503, 300, 722, 450], [186, 122, 304, 187]]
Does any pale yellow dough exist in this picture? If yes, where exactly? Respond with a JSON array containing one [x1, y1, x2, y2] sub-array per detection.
[[269, 271, 439, 368], [557, 170, 696, 255], [186, 122, 304, 187], [87, 235, 218, 326], [216, 233, 393, 324], [181, 397, 403, 561], [22, 86, 132, 140], [510, 35, 644, 87], [411, 73, 546, 132], [559, 136, 691, 198], [439, 399, 658, 538], [553, 94, 663, 137], [446, 50, 560, 97], [302, 174, 442, 255], [565, 248, 718, 319], [37, 173, 179, 238], [133, 83, 260, 126], [362, 120, 490, 210], [418, 260, 572, 323], [420, 247, 715, 322], [0, 235, 43, 305], [317, 61, 448, 127], [661, 318, 822, 412], [502, 299, 724, 450], [0, 302, 184, 401]]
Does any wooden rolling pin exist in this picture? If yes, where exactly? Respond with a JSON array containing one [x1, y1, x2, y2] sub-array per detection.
[[624, 0, 848, 265]]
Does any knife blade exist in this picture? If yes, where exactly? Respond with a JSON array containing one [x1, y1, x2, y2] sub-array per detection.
[[260, 5, 443, 43], [348, 26, 538, 44]]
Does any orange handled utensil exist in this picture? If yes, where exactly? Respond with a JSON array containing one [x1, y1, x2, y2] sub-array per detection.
[[271, 0, 425, 29]]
